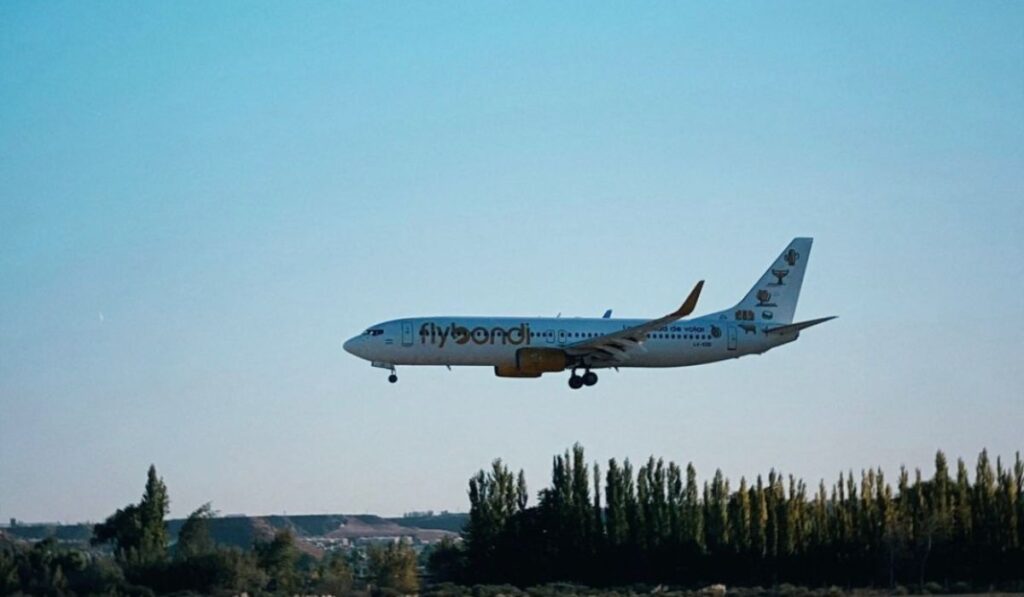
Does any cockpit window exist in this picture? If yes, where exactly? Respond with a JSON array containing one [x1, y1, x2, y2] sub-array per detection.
[[363, 328, 384, 337]]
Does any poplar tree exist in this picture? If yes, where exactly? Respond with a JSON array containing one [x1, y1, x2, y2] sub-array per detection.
[[752, 475, 767, 558], [139, 465, 169, 564], [974, 450, 996, 552], [667, 462, 683, 547], [452, 445, 1024, 588], [683, 463, 704, 554], [732, 477, 752, 554], [605, 459, 628, 547], [954, 458, 973, 546]]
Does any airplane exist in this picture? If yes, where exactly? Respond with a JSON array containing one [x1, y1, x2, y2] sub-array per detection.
[[343, 238, 835, 389]]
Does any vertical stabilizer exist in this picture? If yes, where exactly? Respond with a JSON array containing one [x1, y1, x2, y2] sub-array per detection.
[[729, 238, 813, 324]]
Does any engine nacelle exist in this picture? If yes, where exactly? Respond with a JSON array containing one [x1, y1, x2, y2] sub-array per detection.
[[494, 348, 568, 378], [494, 366, 542, 378]]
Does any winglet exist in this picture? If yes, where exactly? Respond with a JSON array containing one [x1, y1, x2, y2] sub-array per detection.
[[672, 280, 705, 318]]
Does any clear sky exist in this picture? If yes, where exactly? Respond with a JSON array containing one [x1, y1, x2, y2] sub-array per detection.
[[2, 2, 1022, 523]]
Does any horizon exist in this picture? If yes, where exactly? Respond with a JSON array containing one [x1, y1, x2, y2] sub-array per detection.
[[2, 445, 1019, 526]]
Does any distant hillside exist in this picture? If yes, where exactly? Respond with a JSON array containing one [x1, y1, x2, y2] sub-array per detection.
[[1, 523, 93, 543], [3, 512, 467, 549], [387, 512, 467, 534]]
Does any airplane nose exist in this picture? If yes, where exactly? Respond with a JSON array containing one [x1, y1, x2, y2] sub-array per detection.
[[343, 337, 357, 355]]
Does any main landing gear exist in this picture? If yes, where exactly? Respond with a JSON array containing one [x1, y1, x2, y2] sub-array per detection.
[[388, 373, 398, 384], [568, 369, 598, 390]]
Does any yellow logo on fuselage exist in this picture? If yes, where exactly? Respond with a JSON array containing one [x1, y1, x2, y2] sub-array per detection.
[[420, 322, 531, 348]]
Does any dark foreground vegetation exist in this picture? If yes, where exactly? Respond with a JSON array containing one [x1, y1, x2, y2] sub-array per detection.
[[2, 448, 1022, 595], [0, 466, 418, 595], [430, 446, 1024, 593]]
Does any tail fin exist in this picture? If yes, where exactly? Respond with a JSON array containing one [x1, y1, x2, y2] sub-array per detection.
[[730, 238, 813, 324]]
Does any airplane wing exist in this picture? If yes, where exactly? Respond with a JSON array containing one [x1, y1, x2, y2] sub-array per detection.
[[564, 281, 704, 365]]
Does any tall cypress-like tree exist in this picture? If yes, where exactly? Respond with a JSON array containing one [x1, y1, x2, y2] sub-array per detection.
[[752, 475, 767, 558], [139, 465, 169, 564], [683, 463, 704, 554], [667, 462, 684, 548], [624, 459, 643, 550], [954, 458, 973, 546], [593, 462, 604, 544], [974, 450, 996, 553], [1015, 453, 1024, 550], [605, 459, 628, 547], [732, 477, 752, 554], [452, 445, 1024, 588]]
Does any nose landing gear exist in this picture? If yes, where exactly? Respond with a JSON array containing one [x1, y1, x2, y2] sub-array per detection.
[[372, 362, 398, 384], [568, 369, 599, 389]]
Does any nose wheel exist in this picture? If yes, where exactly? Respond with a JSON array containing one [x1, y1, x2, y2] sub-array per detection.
[[372, 362, 398, 384], [568, 369, 598, 389]]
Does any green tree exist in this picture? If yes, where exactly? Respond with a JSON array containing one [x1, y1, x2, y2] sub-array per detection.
[[426, 537, 466, 583], [667, 462, 684, 548], [682, 463, 703, 554], [751, 475, 767, 558], [605, 459, 629, 547], [953, 457, 973, 547], [176, 502, 215, 559], [624, 459, 643, 550], [705, 469, 730, 553], [316, 550, 354, 595], [256, 529, 299, 593], [368, 541, 419, 594], [92, 504, 143, 561], [1015, 452, 1024, 551], [465, 458, 525, 572], [139, 464, 170, 563], [973, 449, 997, 555], [730, 477, 752, 554]]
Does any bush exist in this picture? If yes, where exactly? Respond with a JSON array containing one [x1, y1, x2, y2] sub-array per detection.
[[423, 581, 473, 597], [471, 583, 524, 597]]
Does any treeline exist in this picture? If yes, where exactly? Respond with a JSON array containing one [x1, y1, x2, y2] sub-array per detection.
[[431, 445, 1024, 590], [0, 466, 418, 595]]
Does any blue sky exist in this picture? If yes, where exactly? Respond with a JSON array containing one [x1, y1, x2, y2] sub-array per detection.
[[2, 1, 1022, 522]]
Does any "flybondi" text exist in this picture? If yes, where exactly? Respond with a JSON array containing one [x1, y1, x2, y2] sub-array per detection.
[[420, 322, 531, 348]]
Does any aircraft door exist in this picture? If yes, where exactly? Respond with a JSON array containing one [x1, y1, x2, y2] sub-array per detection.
[[401, 322, 414, 347], [545, 329, 555, 344], [727, 325, 737, 351], [557, 329, 567, 345]]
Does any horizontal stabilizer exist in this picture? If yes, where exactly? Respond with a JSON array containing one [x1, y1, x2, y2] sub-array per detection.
[[763, 316, 836, 335]]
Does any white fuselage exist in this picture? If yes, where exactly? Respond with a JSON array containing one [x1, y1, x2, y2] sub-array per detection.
[[342, 315, 797, 369]]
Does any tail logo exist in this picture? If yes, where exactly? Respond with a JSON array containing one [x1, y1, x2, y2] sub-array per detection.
[[770, 268, 789, 285], [756, 289, 777, 307], [784, 248, 800, 266]]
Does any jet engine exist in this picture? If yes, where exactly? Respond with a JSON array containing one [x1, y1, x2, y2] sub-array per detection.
[[494, 348, 568, 378]]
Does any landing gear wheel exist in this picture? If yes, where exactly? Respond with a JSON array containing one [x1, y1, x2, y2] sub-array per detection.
[[388, 373, 398, 384], [568, 375, 584, 390], [583, 371, 598, 386]]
